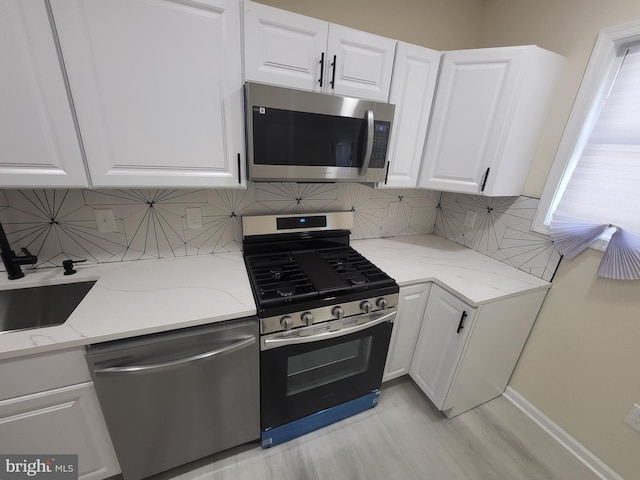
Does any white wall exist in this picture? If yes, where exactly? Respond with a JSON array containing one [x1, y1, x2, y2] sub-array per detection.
[[252, 0, 483, 50], [477, 2, 640, 478]]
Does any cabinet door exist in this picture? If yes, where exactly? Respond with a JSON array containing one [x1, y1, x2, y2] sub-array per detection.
[[0, 1, 89, 187], [327, 24, 396, 101], [50, 0, 244, 187], [383, 283, 431, 382], [410, 284, 475, 410], [0, 383, 120, 480], [418, 47, 524, 194], [244, 1, 328, 92], [381, 43, 440, 188]]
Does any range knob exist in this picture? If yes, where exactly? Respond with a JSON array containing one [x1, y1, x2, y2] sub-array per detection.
[[280, 316, 294, 331], [301, 311, 314, 326], [332, 306, 345, 319], [376, 297, 388, 310], [360, 300, 372, 314]]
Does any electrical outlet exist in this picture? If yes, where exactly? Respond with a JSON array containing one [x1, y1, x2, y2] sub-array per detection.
[[94, 209, 117, 233], [387, 201, 398, 217], [624, 403, 640, 432], [185, 208, 202, 229], [464, 211, 477, 228]]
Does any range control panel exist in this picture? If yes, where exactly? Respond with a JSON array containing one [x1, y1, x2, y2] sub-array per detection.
[[259, 292, 399, 335]]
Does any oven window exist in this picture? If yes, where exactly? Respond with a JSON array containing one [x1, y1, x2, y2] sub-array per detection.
[[286, 337, 372, 396]]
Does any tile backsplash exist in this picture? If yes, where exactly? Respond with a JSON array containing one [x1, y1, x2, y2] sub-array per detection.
[[433, 192, 561, 281], [0, 184, 560, 281]]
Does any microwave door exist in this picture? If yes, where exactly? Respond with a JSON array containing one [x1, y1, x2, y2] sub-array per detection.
[[251, 108, 367, 182]]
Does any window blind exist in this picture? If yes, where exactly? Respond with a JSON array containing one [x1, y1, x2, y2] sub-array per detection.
[[550, 45, 640, 279]]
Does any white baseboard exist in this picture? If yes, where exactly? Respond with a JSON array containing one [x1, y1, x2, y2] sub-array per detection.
[[503, 387, 623, 480]]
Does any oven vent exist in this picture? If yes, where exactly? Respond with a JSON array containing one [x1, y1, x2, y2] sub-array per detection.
[[312, 324, 331, 334], [342, 318, 359, 327]]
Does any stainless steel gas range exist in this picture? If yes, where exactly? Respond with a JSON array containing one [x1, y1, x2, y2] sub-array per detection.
[[242, 211, 398, 448]]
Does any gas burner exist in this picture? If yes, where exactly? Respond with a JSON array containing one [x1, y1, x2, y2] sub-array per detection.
[[276, 284, 296, 297], [347, 274, 368, 286], [270, 266, 284, 279]]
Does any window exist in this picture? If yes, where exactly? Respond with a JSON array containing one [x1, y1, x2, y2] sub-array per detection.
[[534, 19, 640, 279]]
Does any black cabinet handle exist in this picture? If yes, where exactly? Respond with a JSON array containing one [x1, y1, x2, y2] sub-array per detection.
[[237, 153, 242, 184], [318, 52, 325, 87], [384, 161, 390, 184], [481, 167, 490, 192], [330, 55, 337, 89], [456, 311, 467, 334]]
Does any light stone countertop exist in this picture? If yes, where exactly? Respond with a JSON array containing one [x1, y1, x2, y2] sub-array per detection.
[[0, 252, 256, 360], [352, 235, 550, 306], [0, 235, 550, 361]]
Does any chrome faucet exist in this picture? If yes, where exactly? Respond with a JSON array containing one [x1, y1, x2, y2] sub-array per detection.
[[0, 220, 37, 280]]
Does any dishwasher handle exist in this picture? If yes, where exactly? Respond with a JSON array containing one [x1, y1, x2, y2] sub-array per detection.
[[93, 336, 256, 375]]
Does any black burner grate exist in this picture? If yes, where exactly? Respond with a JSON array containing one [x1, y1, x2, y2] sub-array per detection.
[[244, 246, 396, 311], [244, 252, 317, 306], [318, 247, 395, 290]]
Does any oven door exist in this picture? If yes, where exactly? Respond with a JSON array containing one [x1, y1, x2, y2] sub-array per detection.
[[260, 310, 394, 431]]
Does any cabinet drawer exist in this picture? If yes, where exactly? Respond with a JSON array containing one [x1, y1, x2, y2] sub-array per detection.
[[0, 348, 91, 401], [0, 382, 120, 480]]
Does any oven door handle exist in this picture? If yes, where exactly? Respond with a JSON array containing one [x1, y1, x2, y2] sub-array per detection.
[[261, 310, 395, 350]]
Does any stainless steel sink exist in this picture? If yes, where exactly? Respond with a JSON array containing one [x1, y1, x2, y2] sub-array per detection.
[[0, 281, 95, 334]]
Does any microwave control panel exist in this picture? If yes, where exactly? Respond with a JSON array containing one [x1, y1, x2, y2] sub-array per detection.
[[370, 122, 391, 168]]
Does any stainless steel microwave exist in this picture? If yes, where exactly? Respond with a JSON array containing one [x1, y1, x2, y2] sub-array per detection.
[[245, 82, 395, 183]]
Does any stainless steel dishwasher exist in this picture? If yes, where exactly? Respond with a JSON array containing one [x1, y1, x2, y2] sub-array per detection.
[[85, 317, 259, 480]]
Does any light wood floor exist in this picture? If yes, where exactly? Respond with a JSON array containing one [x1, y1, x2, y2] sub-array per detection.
[[152, 378, 598, 480]]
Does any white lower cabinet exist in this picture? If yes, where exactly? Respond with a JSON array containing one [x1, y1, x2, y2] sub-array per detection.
[[409, 285, 476, 409], [409, 283, 548, 417], [383, 283, 431, 382], [0, 350, 119, 480]]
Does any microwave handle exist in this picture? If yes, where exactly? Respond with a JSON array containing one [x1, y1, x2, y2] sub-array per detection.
[[360, 109, 374, 177]]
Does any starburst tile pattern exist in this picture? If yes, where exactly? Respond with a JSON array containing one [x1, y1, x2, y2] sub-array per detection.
[[434, 193, 561, 281], [255, 183, 338, 213], [334, 183, 385, 239], [0, 190, 127, 268], [371, 188, 439, 237], [0, 185, 557, 281], [83, 189, 207, 261], [189, 185, 264, 254], [0, 184, 441, 272]]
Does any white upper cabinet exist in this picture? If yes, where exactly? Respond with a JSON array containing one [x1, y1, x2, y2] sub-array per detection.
[[0, 1, 89, 187], [326, 24, 396, 101], [243, 1, 396, 101], [243, 2, 328, 92], [381, 42, 441, 188], [50, 0, 245, 188], [418, 45, 563, 196]]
